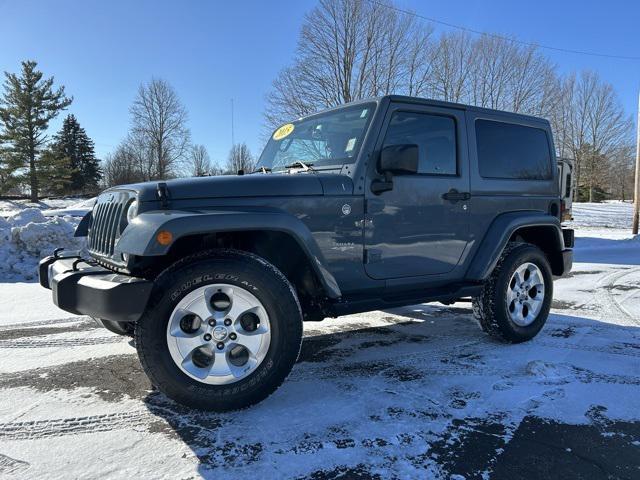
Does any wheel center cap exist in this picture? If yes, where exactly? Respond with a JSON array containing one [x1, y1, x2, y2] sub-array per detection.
[[212, 326, 228, 341]]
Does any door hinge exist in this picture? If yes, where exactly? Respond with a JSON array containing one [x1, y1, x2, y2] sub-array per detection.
[[364, 249, 382, 264]]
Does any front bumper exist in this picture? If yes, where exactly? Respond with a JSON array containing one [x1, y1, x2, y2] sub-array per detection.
[[39, 250, 153, 323]]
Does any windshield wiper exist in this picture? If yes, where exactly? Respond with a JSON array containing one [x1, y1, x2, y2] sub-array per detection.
[[249, 166, 272, 174], [283, 160, 315, 171]]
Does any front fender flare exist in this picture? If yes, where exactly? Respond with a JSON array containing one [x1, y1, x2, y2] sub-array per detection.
[[74, 211, 92, 237], [115, 209, 341, 298]]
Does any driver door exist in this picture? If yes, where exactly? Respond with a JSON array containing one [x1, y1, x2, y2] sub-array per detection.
[[364, 104, 471, 280]]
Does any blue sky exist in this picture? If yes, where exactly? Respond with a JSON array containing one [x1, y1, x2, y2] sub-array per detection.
[[0, 0, 638, 169]]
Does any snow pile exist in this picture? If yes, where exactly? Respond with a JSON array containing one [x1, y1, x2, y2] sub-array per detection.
[[0, 208, 85, 282], [42, 197, 96, 217], [0, 198, 82, 218]]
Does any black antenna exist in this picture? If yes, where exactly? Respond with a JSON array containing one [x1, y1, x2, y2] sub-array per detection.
[[231, 98, 235, 147]]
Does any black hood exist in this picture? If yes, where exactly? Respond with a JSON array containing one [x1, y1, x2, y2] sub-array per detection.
[[113, 173, 352, 202]]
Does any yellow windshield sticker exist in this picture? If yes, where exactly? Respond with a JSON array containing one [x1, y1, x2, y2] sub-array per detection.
[[273, 123, 295, 140]]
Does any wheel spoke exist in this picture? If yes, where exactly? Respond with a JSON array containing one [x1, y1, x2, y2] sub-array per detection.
[[512, 301, 524, 321], [528, 269, 544, 290], [513, 268, 525, 287], [181, 288, 219, 322], [507, 285, 518, 304], [185, 301, 211, 324], [175, 334, 208, 355], [168, 309, 208, 353], [527, 296, 543, 315], [226, 293, 255, 322], [209, 351, 233, 377], [181, 347, 214, 379], [234, 331, 265, 356]]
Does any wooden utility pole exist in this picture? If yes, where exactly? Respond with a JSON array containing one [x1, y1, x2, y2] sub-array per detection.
[[633, 90, 640, 234]]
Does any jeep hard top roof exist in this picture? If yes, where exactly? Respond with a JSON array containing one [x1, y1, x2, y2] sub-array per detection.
[[301, 95, 550, 126]]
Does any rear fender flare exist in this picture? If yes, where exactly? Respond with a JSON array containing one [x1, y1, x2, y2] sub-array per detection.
[[466, 212, 564, 281]]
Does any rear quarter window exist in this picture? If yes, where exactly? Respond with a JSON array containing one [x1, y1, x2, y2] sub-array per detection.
[[475, 119, 552, 180]]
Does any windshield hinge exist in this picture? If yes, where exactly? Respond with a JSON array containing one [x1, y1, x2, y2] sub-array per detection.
[[157, 182, 170, 208]]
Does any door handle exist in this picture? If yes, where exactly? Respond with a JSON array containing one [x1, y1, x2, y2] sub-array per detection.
[[441, 189, 471, 202]]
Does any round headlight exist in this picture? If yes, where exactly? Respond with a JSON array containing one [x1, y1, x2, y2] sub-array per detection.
[[126, 200, 139, 223]]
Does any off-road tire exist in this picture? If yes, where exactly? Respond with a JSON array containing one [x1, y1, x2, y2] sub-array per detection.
[[473, 242, 552, 343], [100, 319, 135, 337], [135, 249, 303, 411], [471, 299, 486, 331]]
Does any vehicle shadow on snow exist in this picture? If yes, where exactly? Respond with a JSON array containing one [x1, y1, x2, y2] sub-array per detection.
[[574, 236, 640, 265], [0, 273, 41, 284], [138, 307, 640, 479]]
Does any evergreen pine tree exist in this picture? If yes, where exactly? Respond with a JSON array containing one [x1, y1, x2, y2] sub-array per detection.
[[50, 114, 101, 193], [37, 149, 75, 196], [0, 139, 13, 194], [0, 61, 72, 201]]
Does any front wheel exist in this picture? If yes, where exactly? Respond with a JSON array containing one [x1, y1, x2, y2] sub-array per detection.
[[473, 242, 552, 343], [135, 250, 303, 411]]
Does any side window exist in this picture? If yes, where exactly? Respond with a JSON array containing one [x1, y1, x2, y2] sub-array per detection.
[[383, 111, 457, 175], [565, 173, 572, 198], [475, 120, 552, 180]]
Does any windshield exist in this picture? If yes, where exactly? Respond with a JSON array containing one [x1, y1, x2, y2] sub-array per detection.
[[257, 103, 375, 172]]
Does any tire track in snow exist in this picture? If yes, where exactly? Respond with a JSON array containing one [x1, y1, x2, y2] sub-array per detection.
[[0, 316, 91, 331], [596, 267, 640, 326], [0, 411, 152, 441], [0, 453, 30, 475], [0, 336, 125, 349]]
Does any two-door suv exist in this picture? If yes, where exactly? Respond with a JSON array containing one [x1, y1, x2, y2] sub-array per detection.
[[40, 96, 573, 411]]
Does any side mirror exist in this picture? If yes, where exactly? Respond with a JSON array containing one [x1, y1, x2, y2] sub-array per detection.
[[378, 144, 419, 175], [371, 144, 419, 195]]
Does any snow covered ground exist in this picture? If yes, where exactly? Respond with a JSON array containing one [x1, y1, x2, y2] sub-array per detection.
[[0, 203, 638, 478], [0, 198, 93, 282]]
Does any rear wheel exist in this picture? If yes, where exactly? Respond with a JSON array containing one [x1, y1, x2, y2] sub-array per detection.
[[473, 242, 552, 343], [135, 250, 303, 411]]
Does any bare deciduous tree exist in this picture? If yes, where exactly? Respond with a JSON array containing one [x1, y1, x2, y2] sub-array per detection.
[[130, 78, 190, 179], [226, 143, 254, 174], [265, 0, 430, 127], [189, 144, 211, 177], [577, 143, 609, 202], [428, 31, 473, 103], [563, 71, 633, 199], [102, 142, 146, 187], [607, 145, 636, 201]]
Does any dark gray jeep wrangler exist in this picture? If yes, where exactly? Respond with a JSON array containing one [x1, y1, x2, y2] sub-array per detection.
[[40, 95, 573, 411]]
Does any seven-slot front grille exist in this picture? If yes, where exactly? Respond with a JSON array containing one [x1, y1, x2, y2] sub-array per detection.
[[88, 191, 133, 258]]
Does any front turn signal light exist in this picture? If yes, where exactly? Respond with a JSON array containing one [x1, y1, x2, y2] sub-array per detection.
[[157, 230, 173, 246]]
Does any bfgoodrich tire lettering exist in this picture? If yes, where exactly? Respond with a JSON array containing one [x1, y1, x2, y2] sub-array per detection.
[[474, 242, 553, 343], [135, 249, 303, 411]]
